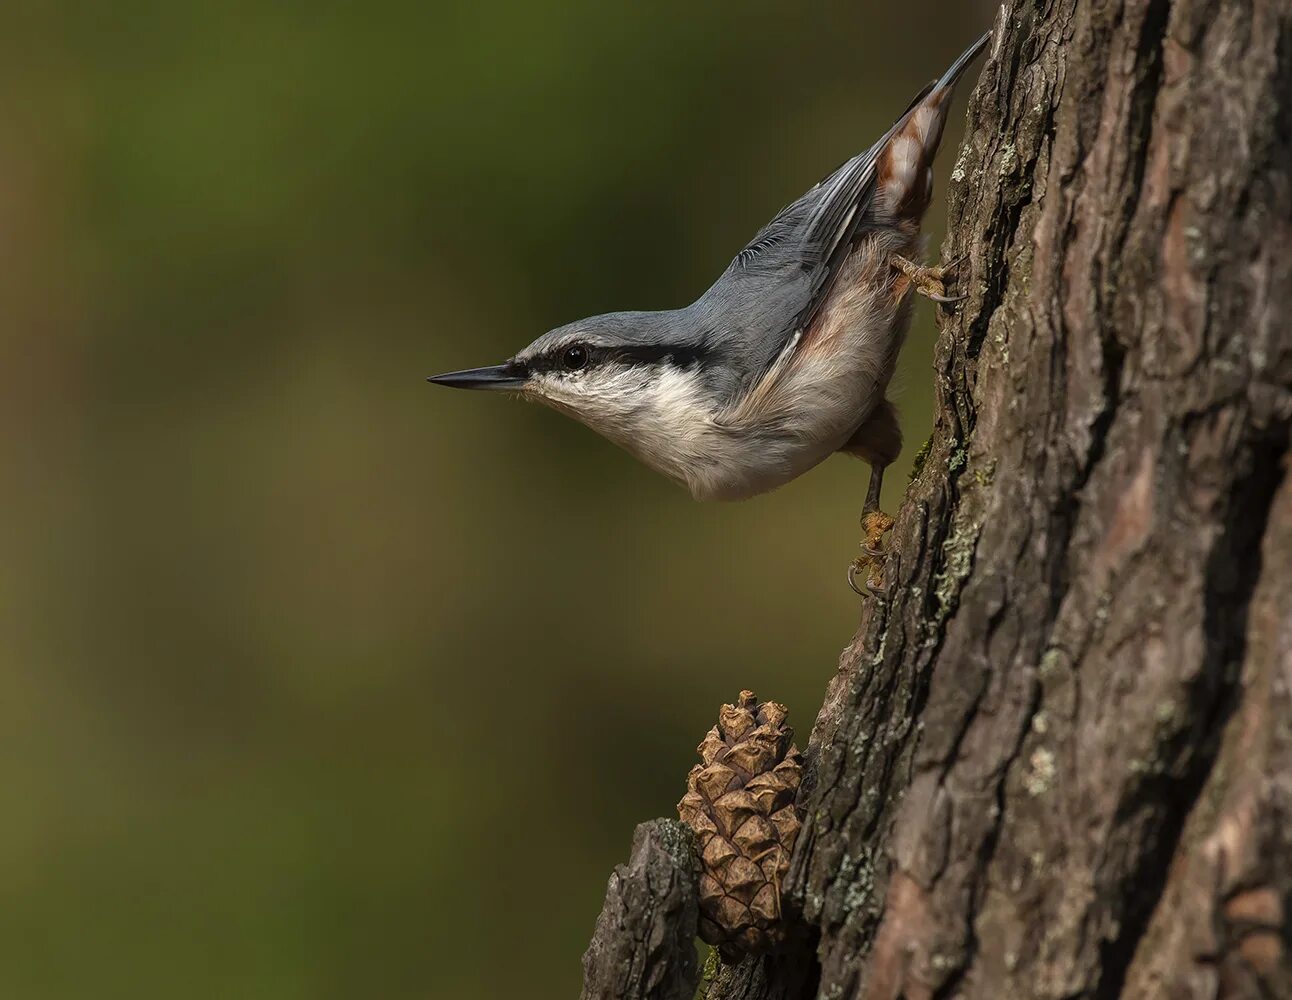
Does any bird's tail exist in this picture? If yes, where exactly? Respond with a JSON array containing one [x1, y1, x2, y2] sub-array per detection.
[[876, 30, 993, 223]]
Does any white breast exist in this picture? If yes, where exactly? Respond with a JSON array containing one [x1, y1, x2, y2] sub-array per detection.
[[679, 235, 914, 501]]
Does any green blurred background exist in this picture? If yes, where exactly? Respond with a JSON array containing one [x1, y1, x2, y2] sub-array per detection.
[[0, 3, 991, 997]]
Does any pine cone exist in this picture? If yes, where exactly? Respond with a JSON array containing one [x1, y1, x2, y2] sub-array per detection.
[[677, 690, 803, 958]]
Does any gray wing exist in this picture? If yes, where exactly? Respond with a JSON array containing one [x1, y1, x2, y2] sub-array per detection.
[[687, 87, 937, 397], [722, 79, 939, 343], [687, 142, 888, 390], [768, 147, 887, 334]]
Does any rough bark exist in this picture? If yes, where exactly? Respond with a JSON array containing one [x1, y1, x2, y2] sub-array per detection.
[[581, 820, 701, 1000], [584, 0, 1292, 996]]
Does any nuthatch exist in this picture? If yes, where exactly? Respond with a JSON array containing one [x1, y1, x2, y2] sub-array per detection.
[[431, 31, 991, 596]]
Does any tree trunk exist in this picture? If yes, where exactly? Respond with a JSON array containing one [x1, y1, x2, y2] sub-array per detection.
[[586, 1, 1292, 996], [580, 821, 701, 1000]]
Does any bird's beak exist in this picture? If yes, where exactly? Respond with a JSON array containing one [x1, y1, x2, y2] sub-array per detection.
[[426, 363, 528, 391]]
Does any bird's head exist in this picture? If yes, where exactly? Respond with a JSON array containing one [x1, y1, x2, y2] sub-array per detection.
[[428, 311, 715, 447]]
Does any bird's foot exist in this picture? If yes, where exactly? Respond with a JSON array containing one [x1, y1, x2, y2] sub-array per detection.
[[848, 510, 895, 599], [891, 254, 967, 305]]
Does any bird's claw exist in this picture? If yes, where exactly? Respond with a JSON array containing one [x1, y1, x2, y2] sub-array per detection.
[[847, 559, 868, 597], [847, 559, 891, 600], [891, 254, 967, 306], [849, 510, 895, 599]]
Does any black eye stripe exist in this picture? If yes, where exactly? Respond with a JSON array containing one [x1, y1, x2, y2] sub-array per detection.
[[527, 342, 704, 374], [618, 345, 703, 369], [525, 344, 597, 376]]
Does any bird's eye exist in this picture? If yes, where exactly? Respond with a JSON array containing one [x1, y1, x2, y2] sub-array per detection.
[[562, 344, 589, 371]]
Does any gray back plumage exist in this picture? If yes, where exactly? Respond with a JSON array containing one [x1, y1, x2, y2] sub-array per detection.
[[519, 32, 992, 408], [675, 119, 901, 401], [517, 122, 900, 404], [519, 130, 893, 409], [686, 32, 990, 400]]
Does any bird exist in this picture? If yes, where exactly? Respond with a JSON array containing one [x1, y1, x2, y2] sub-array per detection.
[[430, 30, 992, 597]]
